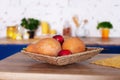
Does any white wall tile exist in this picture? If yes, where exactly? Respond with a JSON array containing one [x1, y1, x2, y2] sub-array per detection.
[[0, 0, 120, 38]]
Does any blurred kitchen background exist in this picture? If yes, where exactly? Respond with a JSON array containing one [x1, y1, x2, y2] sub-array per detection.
[[0, 0, 120, 38]]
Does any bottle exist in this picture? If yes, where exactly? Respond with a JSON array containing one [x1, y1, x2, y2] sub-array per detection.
[[41, 21, 50, 35], [63, 21, 71, 36]]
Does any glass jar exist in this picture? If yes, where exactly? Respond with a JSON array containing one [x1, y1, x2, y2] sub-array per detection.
[[75, 27, 89, 38], [63, 21, 72, 36], [41, 21, 50, 35], [6, 26, 17, 39], [75, 20, 89, 38]]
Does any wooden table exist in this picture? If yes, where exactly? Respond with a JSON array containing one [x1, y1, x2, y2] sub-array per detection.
[[0, 53, 120, 80]]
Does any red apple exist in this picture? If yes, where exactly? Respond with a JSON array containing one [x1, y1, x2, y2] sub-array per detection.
[[53, 35, 64, 44], [58, 50, 71, 56]]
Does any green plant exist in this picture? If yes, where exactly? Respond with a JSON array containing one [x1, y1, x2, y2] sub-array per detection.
[[97, 21, 113, 29], [20, 18, 40, 31]]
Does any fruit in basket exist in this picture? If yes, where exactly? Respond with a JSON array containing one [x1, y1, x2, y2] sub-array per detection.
[[26, 36, 86, 57], [53, 35, 64, 45], [35, 38, 62, 56], [26, 44, 37, 53], [58, 50, 71, 56], [62, 37, 85, 53]]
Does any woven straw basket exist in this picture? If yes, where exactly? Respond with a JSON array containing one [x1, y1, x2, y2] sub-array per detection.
[[21, 47, 103, 66]]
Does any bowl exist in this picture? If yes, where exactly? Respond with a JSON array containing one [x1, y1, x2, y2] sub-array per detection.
[[21, 47, 103, 66]]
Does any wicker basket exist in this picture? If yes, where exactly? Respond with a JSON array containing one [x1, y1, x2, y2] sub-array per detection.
[[21, 47, 103, 66]]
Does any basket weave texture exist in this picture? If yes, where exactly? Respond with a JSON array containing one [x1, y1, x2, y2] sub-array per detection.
[[21, 47, 103, 66]]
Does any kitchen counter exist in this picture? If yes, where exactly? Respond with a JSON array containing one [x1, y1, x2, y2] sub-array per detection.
[[0, 53, 120, 80], [0, 37, 120, 45]]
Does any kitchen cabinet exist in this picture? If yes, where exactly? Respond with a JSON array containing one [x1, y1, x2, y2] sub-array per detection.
[[0, 37, 120, 60]]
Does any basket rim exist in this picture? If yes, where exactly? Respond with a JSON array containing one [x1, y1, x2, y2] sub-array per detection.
[[21, 47, 104, 66], [21, 47, 104, 59]]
